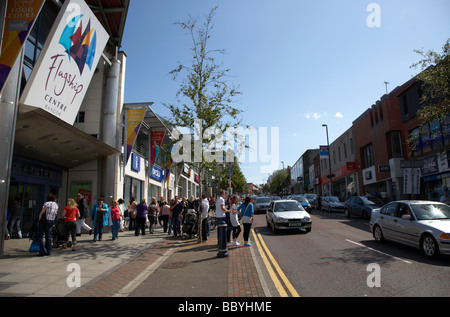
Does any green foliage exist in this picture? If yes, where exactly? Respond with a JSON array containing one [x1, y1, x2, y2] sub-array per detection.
[[161, 6, 247, 195], [410, 38, 450, 125], [407, 38, 450, 153], [269, 170, 289, 194]]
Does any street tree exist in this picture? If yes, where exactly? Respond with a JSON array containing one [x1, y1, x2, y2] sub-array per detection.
[[410, 38, 450, 140], [163, 7, 244, 242]]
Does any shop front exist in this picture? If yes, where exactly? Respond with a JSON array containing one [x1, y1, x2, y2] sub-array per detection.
[[321, 162, 358, 200], [420, 150, 450, 201], [9, 157, 63, 236]]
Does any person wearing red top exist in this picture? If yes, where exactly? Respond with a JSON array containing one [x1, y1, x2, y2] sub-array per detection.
[[62, 198, 80, 251], [110, 200, 121, 240]]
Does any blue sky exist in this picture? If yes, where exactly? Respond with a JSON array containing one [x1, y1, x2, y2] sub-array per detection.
[[122, 0, 450, 185]]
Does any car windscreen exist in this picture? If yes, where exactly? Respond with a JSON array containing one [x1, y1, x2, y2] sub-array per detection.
[[273, 202, 303, 212], [256, 198, 271, 204], [292, 196, 307, 202], [360, 196, 381, 205], [411, 203, 450, 220], [327, 197, 340, 202]]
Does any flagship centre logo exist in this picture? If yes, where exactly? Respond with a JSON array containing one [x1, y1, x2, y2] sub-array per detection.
[[20, 0, 109, 125], [59, 14, 97, 76]]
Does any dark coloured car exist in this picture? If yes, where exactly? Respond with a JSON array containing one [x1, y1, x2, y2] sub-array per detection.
[[344, 196, 383, 220], [321, 196, 346, 212]]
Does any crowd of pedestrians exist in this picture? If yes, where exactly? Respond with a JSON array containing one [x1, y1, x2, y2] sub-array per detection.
[[12, 188, 256, 256]]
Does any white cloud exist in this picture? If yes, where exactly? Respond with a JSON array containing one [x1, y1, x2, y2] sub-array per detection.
[[313, 113, 321, 120], [335, 112, 343, 119], [305, 114, 311, 119]]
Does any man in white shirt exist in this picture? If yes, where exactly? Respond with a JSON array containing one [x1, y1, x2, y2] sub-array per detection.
[[215, 189, 228, 220], [201, 194, 210, 241]]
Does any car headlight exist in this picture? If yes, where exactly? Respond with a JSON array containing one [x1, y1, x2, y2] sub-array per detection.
[[276, 217, 289, 223], [303, 216, 311, 222]]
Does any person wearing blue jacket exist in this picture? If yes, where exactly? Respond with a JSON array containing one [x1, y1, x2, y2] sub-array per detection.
[[238, 196, 254, 246], [90, 197, 109, 242]]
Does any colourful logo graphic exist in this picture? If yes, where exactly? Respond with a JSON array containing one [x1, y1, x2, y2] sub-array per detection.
[[59, 14, 97, 75]]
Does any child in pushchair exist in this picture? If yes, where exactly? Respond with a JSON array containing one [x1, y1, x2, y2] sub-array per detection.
[[181, 211, 198, 239], [52, 218, 72, 248]]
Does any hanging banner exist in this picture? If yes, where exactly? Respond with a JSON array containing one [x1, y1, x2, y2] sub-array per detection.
[[0, 0, 46, 94], [19, 0, 109, 124], [126, 108, 146, 163], [150, 130, 165, 167]]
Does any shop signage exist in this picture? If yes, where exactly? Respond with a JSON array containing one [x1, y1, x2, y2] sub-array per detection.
[[420, 152, 450, 177], [131, 153, 140, 172], [19, 0, 109, 124], [378, 165, 390, 173], [0, 0, 46, 94], [150, 165, 164, 182]]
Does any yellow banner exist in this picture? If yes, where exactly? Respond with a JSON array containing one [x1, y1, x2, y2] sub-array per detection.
[[0, 0, 46, 94], [126, 108, 146, 163]]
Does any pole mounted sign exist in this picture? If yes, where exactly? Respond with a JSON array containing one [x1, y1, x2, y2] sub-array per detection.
[[19, 0, 109, 125]]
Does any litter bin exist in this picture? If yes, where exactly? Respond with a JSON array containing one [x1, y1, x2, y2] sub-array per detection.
[[217, 221, 228, 258]]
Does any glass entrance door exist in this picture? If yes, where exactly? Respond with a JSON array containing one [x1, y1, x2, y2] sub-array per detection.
[[9, 183, 44, 236]]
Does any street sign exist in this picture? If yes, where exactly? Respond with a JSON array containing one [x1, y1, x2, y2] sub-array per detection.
[[403, 168, 421, 195]]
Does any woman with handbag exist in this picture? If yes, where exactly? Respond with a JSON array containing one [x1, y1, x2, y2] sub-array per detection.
[[238, 196, 254, 246]]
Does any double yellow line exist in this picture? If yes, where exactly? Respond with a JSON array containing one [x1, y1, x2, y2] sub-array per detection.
[[252, 229, 300, 297]]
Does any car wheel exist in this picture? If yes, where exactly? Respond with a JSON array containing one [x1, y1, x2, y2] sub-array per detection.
[[421, 234, 440, 258], [373, 225, 384, 243], [271, 222, 278, 233], [344, 208, 350, 218]]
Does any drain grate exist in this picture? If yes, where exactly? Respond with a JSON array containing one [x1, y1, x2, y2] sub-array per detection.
[[162, 261, 190, 269]]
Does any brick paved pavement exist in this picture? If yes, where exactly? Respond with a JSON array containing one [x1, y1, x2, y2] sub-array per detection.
[[69, 233, 267, 297]]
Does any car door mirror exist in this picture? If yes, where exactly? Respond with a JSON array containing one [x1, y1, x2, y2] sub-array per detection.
[[402, 214, 411, 220]]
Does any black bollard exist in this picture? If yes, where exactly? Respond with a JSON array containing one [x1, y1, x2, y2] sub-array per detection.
[[217, 221, 228, 258]]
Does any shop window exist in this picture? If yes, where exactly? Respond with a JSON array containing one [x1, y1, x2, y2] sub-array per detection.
[[389, 131, 403, 158], [22, 2, 58, 83], [362, 144, 374, 168], [430, 120, 443, 149]]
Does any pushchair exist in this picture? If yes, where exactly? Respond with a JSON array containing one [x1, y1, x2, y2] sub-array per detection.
[[52, 218, 71, 248], [181, 212, 198, 239]]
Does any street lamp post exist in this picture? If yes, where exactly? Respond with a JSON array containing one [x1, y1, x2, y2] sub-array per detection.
[[322, 124, 333, 196]]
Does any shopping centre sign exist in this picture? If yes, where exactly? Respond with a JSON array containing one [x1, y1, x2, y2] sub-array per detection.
[[20, 0, 109, 124]]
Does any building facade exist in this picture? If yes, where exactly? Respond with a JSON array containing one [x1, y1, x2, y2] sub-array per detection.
[[320, 127, 358, 199]]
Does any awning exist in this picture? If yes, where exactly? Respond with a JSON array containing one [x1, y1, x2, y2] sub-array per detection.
[[85, 0, 130, 48], [14, 108, 119, 169], [124, 102, 169, 132]]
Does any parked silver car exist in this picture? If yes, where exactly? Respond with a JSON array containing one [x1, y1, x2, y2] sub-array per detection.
[[266, 200, 312, 233], [369, 200, 450, 258]]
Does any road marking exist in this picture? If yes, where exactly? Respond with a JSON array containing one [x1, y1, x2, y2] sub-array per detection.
[[252, 229, 300, 297], [345, 239, 412, 264]]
